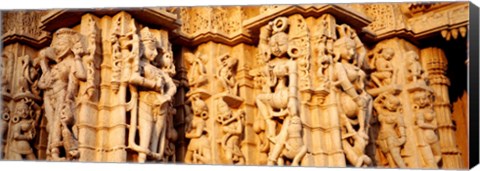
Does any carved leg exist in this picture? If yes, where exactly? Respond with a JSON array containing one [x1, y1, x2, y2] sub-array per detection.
[[151, 110, 167, 160], [387, 137, 406, 168], [430, 141, 442, 164], [292, 145, 307, 166], [255, 97, 276, 141], [138, 102, 153, 163]]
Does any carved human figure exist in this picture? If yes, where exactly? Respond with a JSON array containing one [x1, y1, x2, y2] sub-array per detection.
[[340, 108, 372, 167], [37, 28, 87, 160], [405, 51, 425, 83], [185, 94, 211, 164], [128, 27, 177, 162], [216, 100, 244, 164], [371, 47, 395, 87], [185, 52, 208, 88], [5, 100, 36, 160], [255, 18, 298, 142], [412, 90, 441, 168], [373, 91, 407, 168], [332, 25, 372, 139], [267, 115, 307, 166], [216, 54, 239, 95]]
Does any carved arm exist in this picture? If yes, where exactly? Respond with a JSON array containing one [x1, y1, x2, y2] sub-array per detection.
[[186, 120, 204, 139]]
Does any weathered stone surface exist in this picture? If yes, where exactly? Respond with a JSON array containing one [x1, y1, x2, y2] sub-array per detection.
[[0, 2, 468, 169]]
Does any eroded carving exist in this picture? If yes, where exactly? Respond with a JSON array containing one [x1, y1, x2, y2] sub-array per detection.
[[185, 93, 211, 164], [373, 90, 406, 168], [37, 28, 87, 161]]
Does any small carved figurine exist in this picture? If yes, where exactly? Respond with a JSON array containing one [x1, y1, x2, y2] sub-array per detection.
[[374, 91, 407, 168], [216, 100, 244, 164], [371, 47, 395, 87], [5, 100, 36, 160], [185, 94, 211, 164], [412, 90, 441, 168]]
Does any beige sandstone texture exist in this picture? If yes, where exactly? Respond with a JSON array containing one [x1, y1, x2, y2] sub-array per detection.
[[0, 2, 470, 169]]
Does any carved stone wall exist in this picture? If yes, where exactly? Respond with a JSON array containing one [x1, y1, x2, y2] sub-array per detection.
[[0, 2, 469, 169]]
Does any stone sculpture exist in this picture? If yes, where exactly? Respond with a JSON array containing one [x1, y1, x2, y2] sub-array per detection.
[[370, 47, 395, 87], [5, 99, 36, 160], [37, 28, 87, 160], [373, 90, 406, 168], [405, 51, 425, 84], [216, 53, 239, 95], [411, 87, 441, 168], [216, 99, 245, 164], [127, 27, 177, 162], [185, 93, 211, 164], [0, 4, 467, 169]]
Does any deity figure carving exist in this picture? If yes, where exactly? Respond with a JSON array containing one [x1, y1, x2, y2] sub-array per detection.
[[185, 94, 211, 164], [370, 47, 395, 87], [411, 89, 441, 168], [37, 28, 87, 160], [373, 90, 407, 168], [216, 100, 244, 164], [267, 115, 307, 166], [5, 99, 37, 160], [127, 27, 177, 163], [185, 52, 209, 89], [254, 17, 299, 144], [216, 53, 239, 95], [405, 51, 425, 84], [333, 24, 371, 138]]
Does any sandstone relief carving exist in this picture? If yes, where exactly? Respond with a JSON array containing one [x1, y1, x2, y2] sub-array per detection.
[[37, 28, 87, 161], [373, 89, 406, 168], [0, 3, 468, 169]]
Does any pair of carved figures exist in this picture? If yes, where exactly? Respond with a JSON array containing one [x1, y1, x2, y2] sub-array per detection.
[[253, 15, 375, 167], [369, 45, 440, 168], [123, 26, 177, 163]]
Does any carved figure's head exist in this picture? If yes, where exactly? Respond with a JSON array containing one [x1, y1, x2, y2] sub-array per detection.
[[381, 47, 395, 60], [51, 28, 82, 60], [269, 32, 289, 57], [14, 101, 30, 121], [217, 100, 232, 118], [413, 90, 431, 108], [406, 51, 419, 62], [334, 36, 356, 62], [191, 95, 208, 119], [140, 27, 158, 62], [383, 93, 401, 111]]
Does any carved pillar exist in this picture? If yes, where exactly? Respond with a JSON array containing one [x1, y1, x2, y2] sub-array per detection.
[[420, 47, 463, 168], [75, 14, 102, 162], [1, 10, 49, 160]]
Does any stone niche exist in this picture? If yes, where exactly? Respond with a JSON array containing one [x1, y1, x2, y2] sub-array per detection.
[[0, 2, 470, 169]]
